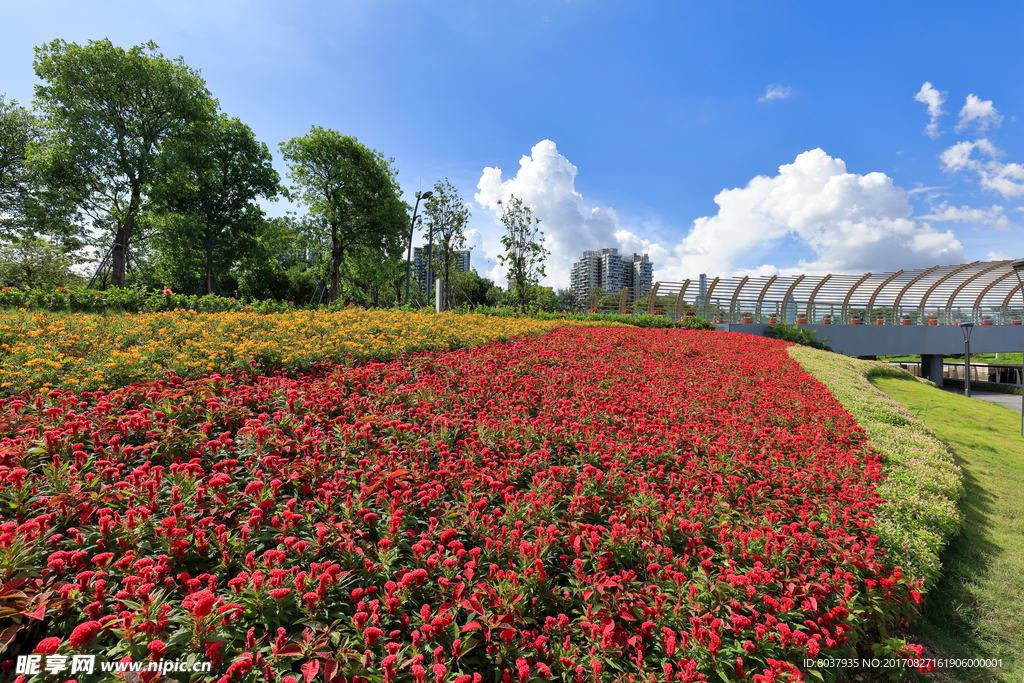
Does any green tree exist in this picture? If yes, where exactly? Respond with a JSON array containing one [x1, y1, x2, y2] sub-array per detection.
[[279, 127, 407, 303], [235, 215, 323, 302], [152, 113, 280, 293], [422, 178, 471, 310], [451, 268, 493, 307], [30, 39, 218, 287], [496, 195, 548, 310], [530, 285, 558, 311], [0, 236, 79, 289], [0, 94, 43, 237], [555, 287, 580, 312]]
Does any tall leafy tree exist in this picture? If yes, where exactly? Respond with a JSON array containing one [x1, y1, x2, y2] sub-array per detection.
[[30, 39, 217, 287], [0, 94, 42, 237], [279, 127, 407, 303], [497, 194, 549, 309], [422, 178, 471, 310], [152, 113, 280, 293]]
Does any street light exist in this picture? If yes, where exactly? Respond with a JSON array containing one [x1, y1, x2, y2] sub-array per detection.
[[1011, 257, 1024, 436], [404, 190, 433, 305], [960, 321, 975, 398]]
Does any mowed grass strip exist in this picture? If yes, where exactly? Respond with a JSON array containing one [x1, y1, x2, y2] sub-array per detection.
[[870, 373, 1024, 683]]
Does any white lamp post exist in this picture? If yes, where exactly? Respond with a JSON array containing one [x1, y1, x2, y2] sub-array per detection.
[[960, 322, 975, 398]]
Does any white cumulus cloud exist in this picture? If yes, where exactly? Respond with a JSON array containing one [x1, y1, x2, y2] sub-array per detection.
[[939, 139, 1024, 198], [914, 82, 947, 139], [758, 84, 791, 103], [956, 94, 1003, 133], [917, 202, 1011, 230], [656, 149, 964, 279], [474, 140, 662, 287]]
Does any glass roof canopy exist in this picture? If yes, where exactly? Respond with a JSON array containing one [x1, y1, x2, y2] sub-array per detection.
[[647, 260, 1024, 323]]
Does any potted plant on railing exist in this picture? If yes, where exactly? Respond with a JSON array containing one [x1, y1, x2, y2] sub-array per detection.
[[768, 314, 778, 324], [795, 312, 808, 325], [712, 311, 725, 323], [1011, 316, 1022, 325], [982, 315, 993, 325], [928, 314, 938, 326], [741, 312, 754, 323], [822, 314, 833, 324], [653, 308, 665, 316], [901, 313, 912, 325], [850, 313, 861, 325], [875, 313, 885, 325]]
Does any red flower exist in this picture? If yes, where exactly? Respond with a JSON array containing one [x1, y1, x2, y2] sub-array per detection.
[[163, 289, 173, 295], [69, 620, 102, 648], [148, 640, 166, 659], [183, 590, 216, 618], [33, 637, 61, 654]]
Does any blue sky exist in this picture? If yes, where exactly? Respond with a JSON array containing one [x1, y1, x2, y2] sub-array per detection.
[[3, 0, 1022, 287]]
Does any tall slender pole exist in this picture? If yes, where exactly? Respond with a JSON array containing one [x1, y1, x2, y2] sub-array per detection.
[[964, 336, 971, 398], [404, 191, 432, 305], [426, 223, 434, 309], [960, 322, 974, 399]]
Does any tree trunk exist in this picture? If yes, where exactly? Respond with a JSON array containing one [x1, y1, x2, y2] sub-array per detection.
[[206, 244, 215, 295], [111, 221, 130, 288], [444, 243, 451, 311], [112, 188, 141, 289], [328, 223, 342, 303]]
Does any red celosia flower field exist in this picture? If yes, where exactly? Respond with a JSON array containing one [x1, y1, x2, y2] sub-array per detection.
[[0, 327, 921, 682]]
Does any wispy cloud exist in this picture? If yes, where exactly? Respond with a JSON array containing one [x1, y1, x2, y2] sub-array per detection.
[[918, 202, 1012, 230], [758, 84, 791, 103], [940, 138, 1024, 198], [913, 82, 947, 139], [956, 93, 1003, 133]]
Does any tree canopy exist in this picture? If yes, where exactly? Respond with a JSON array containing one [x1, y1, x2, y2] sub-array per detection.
[[497, 194, 549, 309], [422, 178, 471, 310], [152, 113, 280, 294], [0, 94, 43, 238], [30, 39, 218, 287], [279, 127, 407, 303]]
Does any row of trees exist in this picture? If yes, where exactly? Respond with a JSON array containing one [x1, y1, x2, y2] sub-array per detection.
[[0, 38, 555, 308]]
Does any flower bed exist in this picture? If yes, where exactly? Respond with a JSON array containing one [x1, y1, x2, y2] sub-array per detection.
[[788, 348, 962, 588], [0, 310, 608, 397], [0, 328, 923, 681]]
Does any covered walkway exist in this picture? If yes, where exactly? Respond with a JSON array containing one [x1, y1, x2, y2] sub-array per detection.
[[633, 259, 1024, 325]]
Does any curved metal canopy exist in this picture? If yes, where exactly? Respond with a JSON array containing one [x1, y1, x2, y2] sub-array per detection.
[[651, 260, 1024, 312]]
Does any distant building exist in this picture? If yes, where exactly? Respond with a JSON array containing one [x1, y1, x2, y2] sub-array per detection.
[[570, 248, 653, 307], [412, 246, 470, 295]]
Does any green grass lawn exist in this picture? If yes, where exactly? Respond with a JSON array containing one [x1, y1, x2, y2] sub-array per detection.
[[870, 374, 1024, 683]]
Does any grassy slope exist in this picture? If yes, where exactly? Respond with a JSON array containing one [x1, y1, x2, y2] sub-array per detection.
[[870, 375, 1024, 683]]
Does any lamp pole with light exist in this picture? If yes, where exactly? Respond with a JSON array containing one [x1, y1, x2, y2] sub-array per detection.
[[960, 321, 975, 398], [1011, 258, 1024, 436], [404, 190, 433, 305]]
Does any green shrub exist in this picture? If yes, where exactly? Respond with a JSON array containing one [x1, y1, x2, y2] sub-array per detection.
[[765, 323, 833, 351]]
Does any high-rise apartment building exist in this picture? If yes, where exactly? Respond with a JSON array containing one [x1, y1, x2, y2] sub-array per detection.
[[570, 248, 653, 306], [412, 246, 471, 295]]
